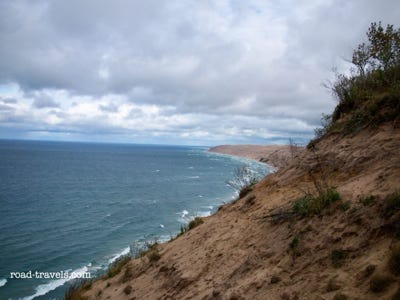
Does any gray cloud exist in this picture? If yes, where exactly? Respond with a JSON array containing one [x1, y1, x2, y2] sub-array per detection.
[[32, 97, 60, 109], [0, 0, 399, 144]]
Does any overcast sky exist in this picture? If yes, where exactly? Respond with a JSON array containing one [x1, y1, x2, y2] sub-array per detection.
[[0, 0, 398, 145]]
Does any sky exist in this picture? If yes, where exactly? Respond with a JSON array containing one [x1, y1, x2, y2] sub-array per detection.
[[0, 0, 399, 146]]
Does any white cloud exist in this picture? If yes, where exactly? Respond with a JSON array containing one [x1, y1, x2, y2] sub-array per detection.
[[0, 0, 399, 144]]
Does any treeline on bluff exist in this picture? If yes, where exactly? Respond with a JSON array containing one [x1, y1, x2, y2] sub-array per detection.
[[310, 22, 400, 147]]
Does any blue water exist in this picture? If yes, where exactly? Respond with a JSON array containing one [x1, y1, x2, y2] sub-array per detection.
[[0, 140, 270, 299]]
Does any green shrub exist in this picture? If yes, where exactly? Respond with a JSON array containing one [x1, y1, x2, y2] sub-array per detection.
[[292, 196, 312, 217], [340, 202, 351, 211], [292, 189, 340, 217], [148, 248, 161, 262], [188, 217, 204, 230], [239, 185, 254, 198], [123, 284, 133, 295], [309, 23, 400, 142], [289, 236, 299, 250], [331, 249, 347, 268], [359, 195, 376, 206], [370, 274, 393, 293]]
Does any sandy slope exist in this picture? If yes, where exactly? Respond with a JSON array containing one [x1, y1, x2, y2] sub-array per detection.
[[208, 145, 302, 169], [78, 125, 400, 300]]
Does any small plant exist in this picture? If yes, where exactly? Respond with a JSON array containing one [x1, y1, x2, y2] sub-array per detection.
[[388, 244, 400, 276], [370, 274, 393, 293], [359, 195, 376, 206], [270, 275, 281, 284], [120, 265, 133, 283], [331, 249, 347, 268], [292, 189, 340, 217], [340, 201, 351, 211], [107, 255, 131, 278], [105, 282, 111, 288], [188, 217, 204, 230], [123, 284, 133, 295], [289, 236, 299, 250], [148, 248, 161, 262]]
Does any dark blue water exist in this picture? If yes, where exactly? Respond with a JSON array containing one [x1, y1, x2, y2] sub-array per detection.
[[0, 140, 269, 299]]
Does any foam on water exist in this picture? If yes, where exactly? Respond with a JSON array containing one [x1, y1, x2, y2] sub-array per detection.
[[22, 265, 89, 300], [108, 246, 130, 264], [0, 278, 7, 288]]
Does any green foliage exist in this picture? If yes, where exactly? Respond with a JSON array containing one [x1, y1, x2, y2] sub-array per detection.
[[370, 274, 393, 293], [147, 248, 161, 262], [359, 195, 376, 206], [292, 189, 340, 217], [179, 217, 204, 236], [310, 22, 400, 143], [289, 236, 299, 250], [331, 249, 347, 268], [340, 201, 351, 211], [188, 217, 204, 230], [239, 185, 254, 198]]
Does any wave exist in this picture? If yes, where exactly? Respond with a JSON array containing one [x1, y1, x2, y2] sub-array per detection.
[[0, 278, 7, 288], [107, 246, 130, 264], [22, 265, 89, 300]]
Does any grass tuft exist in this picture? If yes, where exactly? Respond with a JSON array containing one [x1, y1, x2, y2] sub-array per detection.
[[292, 189, 340, 217]]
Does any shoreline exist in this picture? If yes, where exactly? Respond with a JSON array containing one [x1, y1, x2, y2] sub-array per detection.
[[208, 144, 301, 169]]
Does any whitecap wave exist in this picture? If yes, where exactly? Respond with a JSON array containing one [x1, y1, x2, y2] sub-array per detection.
[[108, 246, 130, 264], [0, 278, 7, 288], [197, 211, 212, 217], [181, 210, 189, 218], [22, 265, 89, 300]]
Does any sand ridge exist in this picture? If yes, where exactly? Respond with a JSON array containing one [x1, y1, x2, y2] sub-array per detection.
[[78, 125, 400, 300]]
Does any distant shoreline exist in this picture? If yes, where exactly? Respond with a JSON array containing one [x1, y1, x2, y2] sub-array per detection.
[[208, 144, 301, 169]]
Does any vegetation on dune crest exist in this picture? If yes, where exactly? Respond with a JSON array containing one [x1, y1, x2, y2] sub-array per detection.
[[311, 22, 400, 146]]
